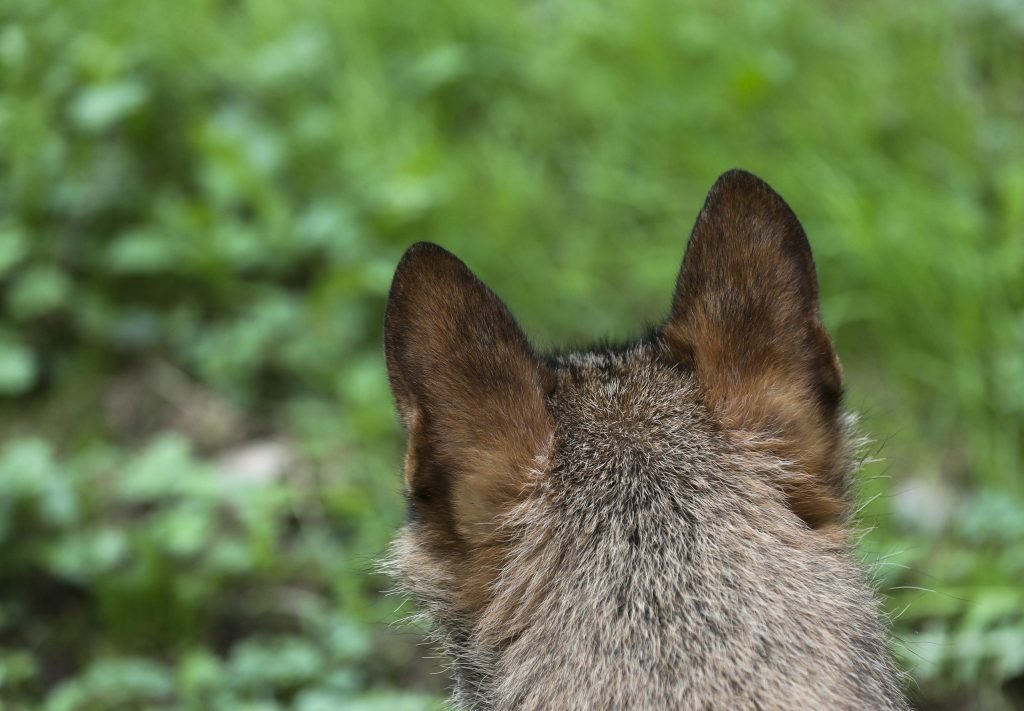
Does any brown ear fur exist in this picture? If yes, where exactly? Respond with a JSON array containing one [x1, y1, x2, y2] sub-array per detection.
[[663, 170, 845, 529], [384, 242, 553, 545]]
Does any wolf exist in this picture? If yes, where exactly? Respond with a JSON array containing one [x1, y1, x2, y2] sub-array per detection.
[[383, 170, 908, 710]]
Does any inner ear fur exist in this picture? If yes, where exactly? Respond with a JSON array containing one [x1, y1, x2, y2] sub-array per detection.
[[384, 242, 553, 543], [663, 170, 846, 529]]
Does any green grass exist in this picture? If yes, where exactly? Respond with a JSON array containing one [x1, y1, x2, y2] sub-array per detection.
[[0, 0, 1022, 708]]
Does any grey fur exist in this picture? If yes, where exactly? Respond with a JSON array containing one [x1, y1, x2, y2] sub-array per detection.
[[386, 343, 907, 709]]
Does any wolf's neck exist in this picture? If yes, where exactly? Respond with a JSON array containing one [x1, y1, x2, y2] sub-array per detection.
[[449, 505, 901, 710]]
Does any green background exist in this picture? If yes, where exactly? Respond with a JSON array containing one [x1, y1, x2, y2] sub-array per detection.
[[1, 0, 1022, 708]]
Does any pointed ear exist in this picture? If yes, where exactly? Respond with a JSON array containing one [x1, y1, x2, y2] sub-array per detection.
[[384, 242, 553, 541], [663, 170, 846, 528]]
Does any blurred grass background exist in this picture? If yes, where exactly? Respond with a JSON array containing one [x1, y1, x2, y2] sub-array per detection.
[[1, 0, 1023, 708]]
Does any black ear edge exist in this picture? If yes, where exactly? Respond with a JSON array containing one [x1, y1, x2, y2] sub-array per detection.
[[384, 242, 466, 330], [700, 169, 804, 228], [707, 168, 771, 194], [673, 169, 823, 319], [383, 241, 547, 429], [384, 242, 461, 425], [390, 242, 459, 284]]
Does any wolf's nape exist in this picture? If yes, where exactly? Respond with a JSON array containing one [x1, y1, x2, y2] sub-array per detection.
[[383, 170, 908, 710]]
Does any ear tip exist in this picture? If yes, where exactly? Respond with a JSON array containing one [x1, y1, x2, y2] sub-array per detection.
[[385, 241, 482, 350], [676, 169, 819, 310], [402, 240, 451, 257], [390, 242, 466, 294], [709, 169, 778, 203], [702, 169, 805, 239], [395, 241, 457, 273], [387, 243, 443, 335], [715, 168, 764, 185]]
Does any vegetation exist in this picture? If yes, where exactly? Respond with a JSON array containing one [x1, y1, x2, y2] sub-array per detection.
[[0, 0, 1022, 708]]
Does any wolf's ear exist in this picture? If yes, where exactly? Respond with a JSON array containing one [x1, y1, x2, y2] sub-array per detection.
[[384, 242, 553, 541], [664, 170, 845, 528]]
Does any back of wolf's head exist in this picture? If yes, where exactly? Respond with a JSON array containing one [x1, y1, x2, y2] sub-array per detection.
[[383, 170, 907, 710]]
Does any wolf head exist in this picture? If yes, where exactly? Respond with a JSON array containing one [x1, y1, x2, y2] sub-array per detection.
[[383, 170, 907, 709]]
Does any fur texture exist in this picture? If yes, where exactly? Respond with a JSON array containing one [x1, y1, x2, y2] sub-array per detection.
[[383, 170, 908, 710]]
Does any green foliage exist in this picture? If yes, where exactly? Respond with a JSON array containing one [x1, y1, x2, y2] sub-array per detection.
[[0, 0, 1022, 708], [0, 435, 412, 708]]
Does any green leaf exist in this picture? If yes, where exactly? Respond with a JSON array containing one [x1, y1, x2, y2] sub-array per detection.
[[69, 81, 148, 132], [151, 503, 214, 558], [0, 439, 76, 544], [7, 265, 71, 319], [0, 649, 39, 694], [118, 435, 215, 503], [106, 231, 177, 274], [177, 649, 223, 700], [46, 527, 128, 582], [227, 637, 325, 694], [45, 658, 173, 711], [0, 224, 27, 276], [0, 338, 36, 394]]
